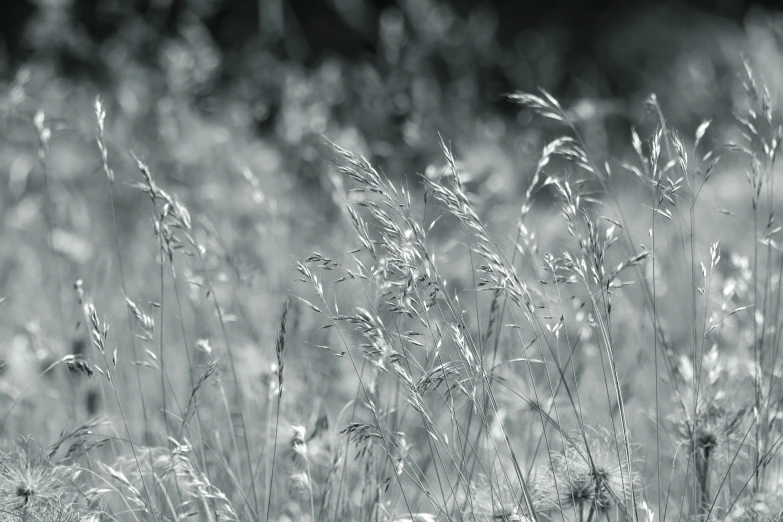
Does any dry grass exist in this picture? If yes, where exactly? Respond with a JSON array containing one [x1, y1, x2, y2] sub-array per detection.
[[3, 32, 783, 522]]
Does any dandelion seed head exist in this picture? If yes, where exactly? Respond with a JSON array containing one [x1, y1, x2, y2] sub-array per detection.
[[0, 447, 74, 510], [553, 427, 637, 514]]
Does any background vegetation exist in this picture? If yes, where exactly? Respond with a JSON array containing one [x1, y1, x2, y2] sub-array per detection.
[[3, 1, 783, 521]]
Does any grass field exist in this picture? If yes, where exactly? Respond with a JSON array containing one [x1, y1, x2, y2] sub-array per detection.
[[3, 5, 783, 522]]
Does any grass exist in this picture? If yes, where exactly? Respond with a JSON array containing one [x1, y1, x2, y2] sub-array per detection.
[[2, 32, 783, 522]]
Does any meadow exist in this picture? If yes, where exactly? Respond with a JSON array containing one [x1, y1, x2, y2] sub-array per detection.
[[3, 3, 783, 522]]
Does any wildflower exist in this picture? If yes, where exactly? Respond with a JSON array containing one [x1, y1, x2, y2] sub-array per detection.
[[674, 400, 746, 456], [553, 428, 638, 517], [673, 398, 746, 515], [466, 471, 554, 522], [0, 447, 74, 510]]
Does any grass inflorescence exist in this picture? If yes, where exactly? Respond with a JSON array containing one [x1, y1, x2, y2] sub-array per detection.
[[3, 43, 783, 522]]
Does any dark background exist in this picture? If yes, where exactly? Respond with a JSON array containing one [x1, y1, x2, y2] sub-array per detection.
[[4, 0, 779, 198], [2, 0, 781, 193], [2, 0, 779, 98]]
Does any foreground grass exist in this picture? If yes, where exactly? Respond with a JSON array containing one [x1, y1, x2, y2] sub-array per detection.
[[1, 58, 783, 522]]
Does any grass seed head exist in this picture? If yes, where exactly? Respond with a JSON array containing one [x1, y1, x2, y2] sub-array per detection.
[[276, 299, 290, 395]]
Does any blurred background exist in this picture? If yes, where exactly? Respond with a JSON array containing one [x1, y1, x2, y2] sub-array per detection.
[[2, 0, 783, 517], [2, 0, 783, 447]]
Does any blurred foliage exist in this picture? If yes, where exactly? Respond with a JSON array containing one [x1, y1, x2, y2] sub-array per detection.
[[4, 0, 782, 156], [1, 0, 783, 422], [2, 0, 783, 419]]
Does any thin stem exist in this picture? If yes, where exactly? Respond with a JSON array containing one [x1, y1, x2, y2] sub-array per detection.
[[265, 394, 282, 520]]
